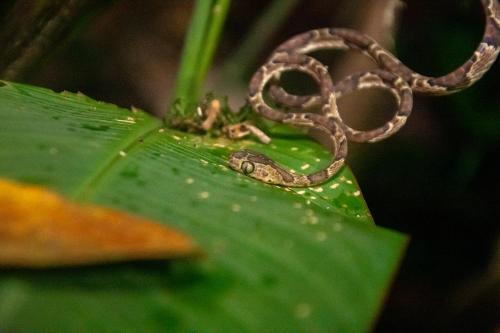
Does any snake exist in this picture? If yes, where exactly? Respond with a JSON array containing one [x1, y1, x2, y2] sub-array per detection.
[[228, 53, 411, 186], [229, 0, 500, 187], [228, 111, 348, 187], [228, 54, 349, 186]]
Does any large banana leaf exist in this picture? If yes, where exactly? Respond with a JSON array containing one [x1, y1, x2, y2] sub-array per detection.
[[0, 81, 406, 332]]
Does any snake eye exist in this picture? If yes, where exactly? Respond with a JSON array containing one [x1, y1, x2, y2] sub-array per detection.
[[241, 161, 255, 174]]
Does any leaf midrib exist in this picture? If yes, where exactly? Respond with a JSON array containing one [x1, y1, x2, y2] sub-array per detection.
[[71, 119, 163, 201]]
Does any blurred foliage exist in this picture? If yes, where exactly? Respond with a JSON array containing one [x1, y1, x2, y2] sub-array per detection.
[[362, 1, 500, 331]]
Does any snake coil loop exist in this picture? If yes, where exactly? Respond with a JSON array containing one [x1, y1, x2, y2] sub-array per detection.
[[229, 0, 500, 187]]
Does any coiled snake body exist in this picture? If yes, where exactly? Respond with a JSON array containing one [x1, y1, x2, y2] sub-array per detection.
[[229, 0, 500, 187]]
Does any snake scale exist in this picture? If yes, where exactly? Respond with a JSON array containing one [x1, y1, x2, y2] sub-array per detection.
[[229, 0, 500, 187]]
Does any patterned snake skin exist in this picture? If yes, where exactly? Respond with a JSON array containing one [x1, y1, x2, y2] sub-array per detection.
[[229, 0, 499, 187]]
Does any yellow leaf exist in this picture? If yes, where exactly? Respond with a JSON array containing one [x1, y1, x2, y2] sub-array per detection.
[[0, 178, 199, 267]]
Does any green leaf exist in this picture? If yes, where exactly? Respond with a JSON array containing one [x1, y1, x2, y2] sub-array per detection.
[[0, 81, 407, 333]]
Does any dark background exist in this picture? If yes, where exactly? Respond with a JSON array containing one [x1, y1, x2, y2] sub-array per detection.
[[1, 0, 499, 331]]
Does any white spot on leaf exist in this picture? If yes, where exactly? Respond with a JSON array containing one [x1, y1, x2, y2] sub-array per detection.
[[199, 192, 210, 199], [218, 165, 229, 171], [295, 303, 312, 319], [316, 231, 327, 242], [115, 118, 135, 124]]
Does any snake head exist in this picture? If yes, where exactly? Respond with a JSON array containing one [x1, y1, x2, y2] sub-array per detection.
[[228, 150, 260, 176], [228, 150, 294, 185]]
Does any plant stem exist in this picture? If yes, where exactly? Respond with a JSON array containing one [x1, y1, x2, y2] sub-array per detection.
[[171, 0, 231, 116], [194, 0, 230, 96], [172, 0, 213, 105]]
